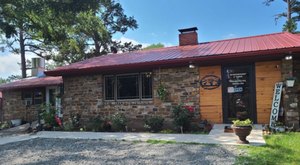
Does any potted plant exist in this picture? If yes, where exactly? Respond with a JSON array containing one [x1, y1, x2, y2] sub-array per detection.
[[231, 119, 253, 144], [274, 121, 285, 132]]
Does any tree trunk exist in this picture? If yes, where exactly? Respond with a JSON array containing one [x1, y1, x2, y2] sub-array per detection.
[[93, 33, 101, 56], [19, 30, 26, 78], [287, 0, 292, 22]]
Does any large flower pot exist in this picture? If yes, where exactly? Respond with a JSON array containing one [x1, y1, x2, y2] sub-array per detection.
[[232, 126, 252, 144]]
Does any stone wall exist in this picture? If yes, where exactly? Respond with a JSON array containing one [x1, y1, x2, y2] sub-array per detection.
[[282, 59, 300, 129], [62, 66, 200, 130], [1, 90, 39, 122], [153, 67, 200, 119]]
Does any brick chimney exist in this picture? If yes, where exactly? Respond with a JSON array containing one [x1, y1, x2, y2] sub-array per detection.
[[178, 27, 198, 46]]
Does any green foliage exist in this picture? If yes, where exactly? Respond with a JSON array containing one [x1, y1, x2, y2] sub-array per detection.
[[86, 115, 103, 132], [63, 119, 74, 132], [40, 104, 58, 128], [50, 0, 141, 64], [160, 129, 177, 134], [172, 104, 193, 132], [63, 113, 81, 131], [144, 116, 164, 132], [0, 121, 12, 130], [146, 139, 177, 144], [232, 119, 253, 127], [143, 43, 164, 50], [157, 83, 168, 101], [0, 0, 141, 76], [0, 78, 7, 84], [283, 19, 298, 32], [264, 0, 300, 32], [111, 112, 127, 131], [236, 133, 300, 164]]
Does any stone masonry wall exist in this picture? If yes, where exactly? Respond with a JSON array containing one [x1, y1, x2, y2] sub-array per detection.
[[282, 59, 300, 129], [62, 66, 200, 130], [2, 90, 38, 122]]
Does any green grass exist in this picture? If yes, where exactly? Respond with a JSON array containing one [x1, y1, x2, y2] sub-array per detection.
[[146, 139, 177, 144], [236, 132, 300, 165], [145, 139, 217, 146]]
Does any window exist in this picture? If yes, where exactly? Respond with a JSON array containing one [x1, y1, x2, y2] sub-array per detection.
[[142, 73, 152, 99], [22, 88, 45, 105], [117, 75, 139, 99], [105, 73, 152, 100], [34, 90, 43, 105], [22, 91, 32, 105], [105, 76, 115, 100]]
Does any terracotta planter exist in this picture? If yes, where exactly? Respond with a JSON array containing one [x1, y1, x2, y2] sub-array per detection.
[[232, 126, 252, 144]]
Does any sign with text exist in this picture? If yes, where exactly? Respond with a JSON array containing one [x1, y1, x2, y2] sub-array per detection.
[[269, 82, 283, 128]]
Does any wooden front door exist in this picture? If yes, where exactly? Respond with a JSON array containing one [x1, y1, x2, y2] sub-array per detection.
[[222, 64, 257, 123]]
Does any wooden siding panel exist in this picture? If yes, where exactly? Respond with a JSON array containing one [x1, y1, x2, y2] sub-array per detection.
[[199, 66, 223, 123], [255, 61, 281, 124]]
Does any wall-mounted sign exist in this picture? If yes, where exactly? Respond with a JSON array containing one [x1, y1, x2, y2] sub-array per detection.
[[269, 82, 283, 128], [227, 86, 243, 93], [228, 72, 247, 86], [200, 75, 221, 90]]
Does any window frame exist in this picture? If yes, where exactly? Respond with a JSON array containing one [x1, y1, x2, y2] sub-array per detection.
[[21, 88, 45, 105], [104, 72, 153, 101]]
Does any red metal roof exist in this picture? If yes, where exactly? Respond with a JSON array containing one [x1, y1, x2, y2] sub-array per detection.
[[0, 76, 62, 91], [46, 32, 300, 76]]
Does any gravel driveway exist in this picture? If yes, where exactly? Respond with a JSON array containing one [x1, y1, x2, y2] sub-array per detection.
[[0, 138, 243, 165]]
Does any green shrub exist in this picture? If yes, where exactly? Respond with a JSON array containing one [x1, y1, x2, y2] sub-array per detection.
[[111, 113, 127, 131], [40, 104, 58, 128], [144, 116, 164, 132], [63, 113, 81, 131], [0, 121, 12, 130], [86, 115, 103, 132], [172, 104, 194, 132], [63, 119, 74, 131]]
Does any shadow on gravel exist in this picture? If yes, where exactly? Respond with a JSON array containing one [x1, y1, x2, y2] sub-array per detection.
[[0, 138, 240, 165]]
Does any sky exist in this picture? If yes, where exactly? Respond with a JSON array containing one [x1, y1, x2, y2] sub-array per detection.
[[0, 0, 290, 78]]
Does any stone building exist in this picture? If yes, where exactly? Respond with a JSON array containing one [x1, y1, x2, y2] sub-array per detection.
[[45, 27, 300, 129], [0, 76, 62, 122], [1, 27, 300, 130]]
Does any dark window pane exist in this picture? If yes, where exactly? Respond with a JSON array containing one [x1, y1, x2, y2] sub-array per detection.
[[142, 73, 152, 98], [34, 89, 44, 105], [105, 76, 115, 100], [117, 75, 139, 99], [22, 91, 32, 99]]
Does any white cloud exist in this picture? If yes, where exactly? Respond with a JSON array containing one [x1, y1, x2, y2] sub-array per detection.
[[113, 36, 175, 49], [162, 42, 174, 47], [0, 52, 38, 78], [223, 33, 238, 39], [114, 36, 150, 48]]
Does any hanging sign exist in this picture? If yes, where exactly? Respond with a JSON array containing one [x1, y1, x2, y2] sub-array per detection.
[[269, 82, 283, 128]]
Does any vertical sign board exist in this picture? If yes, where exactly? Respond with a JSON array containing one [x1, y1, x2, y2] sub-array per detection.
[[269, 82, 283, 128]]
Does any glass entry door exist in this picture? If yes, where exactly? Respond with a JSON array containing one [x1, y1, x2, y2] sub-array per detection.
[[222, 65, 256, 123]]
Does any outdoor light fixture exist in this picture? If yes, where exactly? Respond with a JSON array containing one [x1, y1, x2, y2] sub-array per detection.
[[189, 63, 195, 69], [285, 55, 293, 60], [286, 78, 296, 88]]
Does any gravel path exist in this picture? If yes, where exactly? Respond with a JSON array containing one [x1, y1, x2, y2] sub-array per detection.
[[0, 138, 244, 165]]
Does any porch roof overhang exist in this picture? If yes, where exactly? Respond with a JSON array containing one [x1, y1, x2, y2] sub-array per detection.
[[0, 76, 63, 91]]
